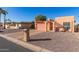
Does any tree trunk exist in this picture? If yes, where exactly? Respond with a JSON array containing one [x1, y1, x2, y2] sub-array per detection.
[[4, 15, 6, 29], [0, 13, 1, 22]]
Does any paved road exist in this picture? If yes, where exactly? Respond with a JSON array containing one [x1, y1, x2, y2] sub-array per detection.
[[0, 37, 32, 52], [0, 29, 23, 34], [30, 32, 79, 52], [0, 29, 35, 34]]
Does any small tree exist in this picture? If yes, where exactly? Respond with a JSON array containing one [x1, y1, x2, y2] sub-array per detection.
[[30, 21, 35, 29], [35, 15, 46, 21]]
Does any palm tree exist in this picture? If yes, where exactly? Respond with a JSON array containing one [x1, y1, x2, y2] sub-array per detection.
[[0, 8, 8, 29], [0, 8, 3, 22], [6, 19, 11, 23], [2, 9, 8, 29]]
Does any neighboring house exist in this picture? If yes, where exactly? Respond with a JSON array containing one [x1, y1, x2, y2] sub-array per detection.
[[74, 24, 79, 32], [35, 16, 75, 32], [5, 22, 32, 29]]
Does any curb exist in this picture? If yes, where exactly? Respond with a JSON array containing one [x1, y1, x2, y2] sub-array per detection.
[[0, 34, 51, 52]]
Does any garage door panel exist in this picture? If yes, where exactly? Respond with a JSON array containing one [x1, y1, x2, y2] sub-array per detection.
[[37, 23, 45, 31]]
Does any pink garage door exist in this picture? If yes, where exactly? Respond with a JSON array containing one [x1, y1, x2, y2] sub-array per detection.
[[37, 23, 46, 31]]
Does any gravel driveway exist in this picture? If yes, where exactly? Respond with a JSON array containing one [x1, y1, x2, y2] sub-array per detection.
[[29, 32, 79, 52]]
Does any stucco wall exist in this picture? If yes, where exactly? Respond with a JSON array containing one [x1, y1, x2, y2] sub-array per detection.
[[55, 16, 74, 32], [35, 16, 75, 32], [35, 21, 46, 32]]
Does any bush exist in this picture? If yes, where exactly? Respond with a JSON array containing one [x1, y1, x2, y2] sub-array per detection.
[[35, 15, 46, 21]]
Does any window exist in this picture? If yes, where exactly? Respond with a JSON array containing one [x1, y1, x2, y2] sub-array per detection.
[[63, 22, 70, 31]]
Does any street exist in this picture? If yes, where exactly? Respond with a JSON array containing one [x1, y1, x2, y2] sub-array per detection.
[[0, 36, 32, 52]]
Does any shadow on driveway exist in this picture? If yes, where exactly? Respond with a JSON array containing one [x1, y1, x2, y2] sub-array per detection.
[[29, 38, 51, 41]]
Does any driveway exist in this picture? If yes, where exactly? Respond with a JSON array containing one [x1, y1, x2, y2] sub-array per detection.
[[0, 37, 32, 52], [0, 29, 42, 41], [29, 32, 79, 52]]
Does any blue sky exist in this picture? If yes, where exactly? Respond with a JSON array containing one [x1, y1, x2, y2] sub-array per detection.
[[1, 7, 79, 24]]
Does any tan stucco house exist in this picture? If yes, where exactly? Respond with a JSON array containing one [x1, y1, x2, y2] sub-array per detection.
[[35, 16, 75, 32]]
